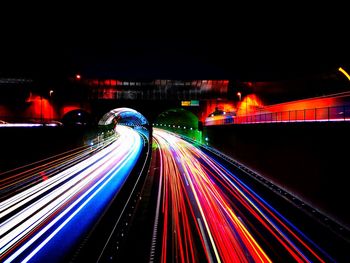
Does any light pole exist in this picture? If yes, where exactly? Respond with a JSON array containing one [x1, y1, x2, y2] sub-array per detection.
[[40, 94, 43, 123], [245, 96, 248, 121], [49, 90, 54, 121], [237, 92, 248, 122]]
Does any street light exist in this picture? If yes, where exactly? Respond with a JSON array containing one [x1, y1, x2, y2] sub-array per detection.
[[40, 94, 43, 123], [237, 92, 248, 122]]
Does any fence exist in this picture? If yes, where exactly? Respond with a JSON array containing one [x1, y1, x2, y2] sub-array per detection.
[[234, 105, 350, 124]]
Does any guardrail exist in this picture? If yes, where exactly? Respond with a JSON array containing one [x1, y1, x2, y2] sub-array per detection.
[[0, 116, 55, 124], [225, 105, 350, 125]]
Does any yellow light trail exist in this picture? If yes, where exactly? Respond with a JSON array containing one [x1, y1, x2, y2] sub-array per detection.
[[339, 67, 350, 81]]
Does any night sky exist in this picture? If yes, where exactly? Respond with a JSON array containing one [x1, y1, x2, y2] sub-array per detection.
[[1, 4, 349, 81]]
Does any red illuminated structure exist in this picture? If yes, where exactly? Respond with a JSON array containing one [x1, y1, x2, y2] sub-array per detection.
[[234, 92, 350, 124]]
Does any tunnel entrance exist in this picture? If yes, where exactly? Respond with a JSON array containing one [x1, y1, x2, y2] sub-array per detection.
[[62, 109, 92, 127], [98, 107, 148, 126], [98, 107, 150, 139], [154, 108, 202, 142]]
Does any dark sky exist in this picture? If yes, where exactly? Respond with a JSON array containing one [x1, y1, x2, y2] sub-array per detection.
[[1, 4, 349, 81]]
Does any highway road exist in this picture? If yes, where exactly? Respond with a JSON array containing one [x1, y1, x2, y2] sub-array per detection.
[[0, 126, 144, 263], [1, 126, 349, 262], [149, 128, 349, 262]]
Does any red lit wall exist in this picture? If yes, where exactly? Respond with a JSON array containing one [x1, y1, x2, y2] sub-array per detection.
[[236, 94, 264, 117], [24, 94, 57, 121], [200, 100, 236, 122], [61, 105, 82, 117], [0, 105, 12, 120], [234, 93, 350, 123], [261, 97, 338, 113]]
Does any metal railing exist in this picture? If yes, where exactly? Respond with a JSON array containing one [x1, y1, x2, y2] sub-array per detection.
[[234, 105, 350, 124], [204, 105, 350, 126], [0, 116, 55, 124]]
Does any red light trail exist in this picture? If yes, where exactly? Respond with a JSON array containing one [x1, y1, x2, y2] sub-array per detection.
[[152, 128, 333, 262]]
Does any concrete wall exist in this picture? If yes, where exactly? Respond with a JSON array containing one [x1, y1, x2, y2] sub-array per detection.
[[0, 126, 97, 172], [0, 92, 91, 123], [203, 122, 350, 227]]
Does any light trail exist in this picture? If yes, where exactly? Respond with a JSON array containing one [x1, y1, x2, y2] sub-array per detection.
[[0, 136, 116, 199], [152, 128, 334, 262], [0, 126, 143, 263], [339, 67, 350, 81]]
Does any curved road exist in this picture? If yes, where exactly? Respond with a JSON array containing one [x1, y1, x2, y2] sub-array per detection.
[[0, 126, 143, 263], [1, 126, 349, 262], [150, 128, 349, 262]]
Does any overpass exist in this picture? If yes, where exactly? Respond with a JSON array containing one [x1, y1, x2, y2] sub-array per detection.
[[1, 69, 349, 127], [0, 77, 234, 128]]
